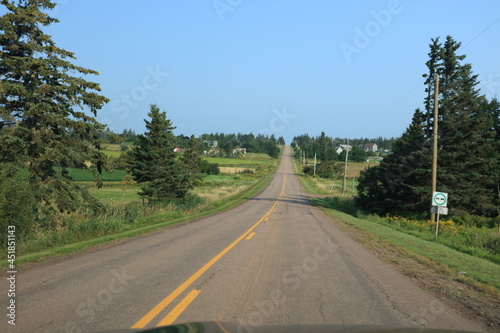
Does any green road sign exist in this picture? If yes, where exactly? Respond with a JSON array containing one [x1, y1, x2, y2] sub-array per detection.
[[432, 192, 448, 207]]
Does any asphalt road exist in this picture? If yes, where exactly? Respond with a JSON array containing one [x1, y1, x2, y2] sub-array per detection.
[[1, 146, 483, 332]]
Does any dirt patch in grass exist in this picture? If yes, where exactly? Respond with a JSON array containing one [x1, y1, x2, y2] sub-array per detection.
[[346, 161, 373, 178], [219, 167, 255, 174], [195, 185, 248, 201], [327, 212, 500, 332]]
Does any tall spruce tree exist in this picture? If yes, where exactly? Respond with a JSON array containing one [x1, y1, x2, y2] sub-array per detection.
[[357, 36, 498, 218], [127, 105, 193, 202], [0, 0, 109, 224], [426, 36, 496, 216], [318, 131, 328, 162], [483, 97, 500, 215]]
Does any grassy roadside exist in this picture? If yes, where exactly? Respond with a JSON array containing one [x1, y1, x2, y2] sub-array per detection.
[[313, 200, 500, 288], [1, 159, 280, 268], [293, 157, 500, 331]]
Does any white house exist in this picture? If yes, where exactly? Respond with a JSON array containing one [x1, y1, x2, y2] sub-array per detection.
[[232, 148, 247, 155], [359, 143, 378, 152]]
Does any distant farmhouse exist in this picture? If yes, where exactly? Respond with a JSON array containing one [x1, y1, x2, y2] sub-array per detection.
[[233, 148, 247, 155], [203, 140, 218, 148], [203, 140, 220, 156], [359, 143, 378, 152]]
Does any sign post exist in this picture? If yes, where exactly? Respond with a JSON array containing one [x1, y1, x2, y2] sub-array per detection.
[[431, 192, 448, 237]]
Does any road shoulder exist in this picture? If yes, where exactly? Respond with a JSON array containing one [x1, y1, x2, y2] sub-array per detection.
[[313, 201, 500, 332]]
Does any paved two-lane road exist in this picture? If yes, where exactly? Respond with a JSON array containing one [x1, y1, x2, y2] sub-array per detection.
[[1, 146, 483, 332]]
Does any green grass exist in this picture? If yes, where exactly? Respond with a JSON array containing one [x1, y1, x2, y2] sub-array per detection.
[[311, 198, 500, 290], [54, 167, 127, 181], [15, 167, 128, 181], [102, 150, 122, 158], [102, 143, 122, 151], [202, 174, 234, 181], [87, 185, 141, 203]]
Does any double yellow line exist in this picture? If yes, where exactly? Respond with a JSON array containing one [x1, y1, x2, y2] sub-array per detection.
[[131, 158, 288, 328]]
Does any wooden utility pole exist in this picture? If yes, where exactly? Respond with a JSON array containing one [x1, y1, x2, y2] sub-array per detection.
[[431, 74, 440, 221], [313, 153, 317, 176], [342, 139, 349, 194]]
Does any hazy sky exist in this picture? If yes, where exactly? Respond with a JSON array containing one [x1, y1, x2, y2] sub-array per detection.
[[36, 1, 500, 142]]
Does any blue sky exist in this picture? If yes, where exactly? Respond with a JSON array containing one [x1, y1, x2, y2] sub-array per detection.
[[39, 1, 500, 143]]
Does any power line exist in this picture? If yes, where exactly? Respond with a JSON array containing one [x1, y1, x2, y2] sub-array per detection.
[[482, 76, 500, 86], [353, 79, 423, 137], [461, 17, 500, 50], [352, 17, 500, 138]]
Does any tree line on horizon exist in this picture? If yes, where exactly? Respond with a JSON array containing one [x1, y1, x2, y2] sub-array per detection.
[[100, 128, 283, 159], [291, 133, 396, 163]]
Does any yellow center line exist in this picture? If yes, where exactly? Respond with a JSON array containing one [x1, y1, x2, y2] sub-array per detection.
[[157, 289, 201, 326], [264, 217, 269, 221], [245, 232, 256, 240], [131, 156, 288, 329]]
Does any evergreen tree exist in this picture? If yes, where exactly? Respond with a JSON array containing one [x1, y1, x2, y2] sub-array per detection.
[[429, 37, 497, 216], [0, 0, 109, 223], [483, 98, 500, 215], [357, 36, 499, 217], [318, 131, 328, 162], [181, 135, 204, 187], [357, 109, 431, 215], [349, 147, 368, 163], [127, 105, 192, 202]]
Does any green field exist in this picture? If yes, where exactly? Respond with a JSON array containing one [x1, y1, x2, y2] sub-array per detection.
[[202, 174, 234, 181], [102, 150, 122, 158], [54, 167, 127, 182], [102, 143, 122, 151], [53, 152, 275, 201]]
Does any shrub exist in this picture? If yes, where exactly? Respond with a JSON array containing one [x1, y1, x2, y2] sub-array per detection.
[[0, 166, 37, 247], [303, 162, 341, 179], [200, 160, 220, 175]]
